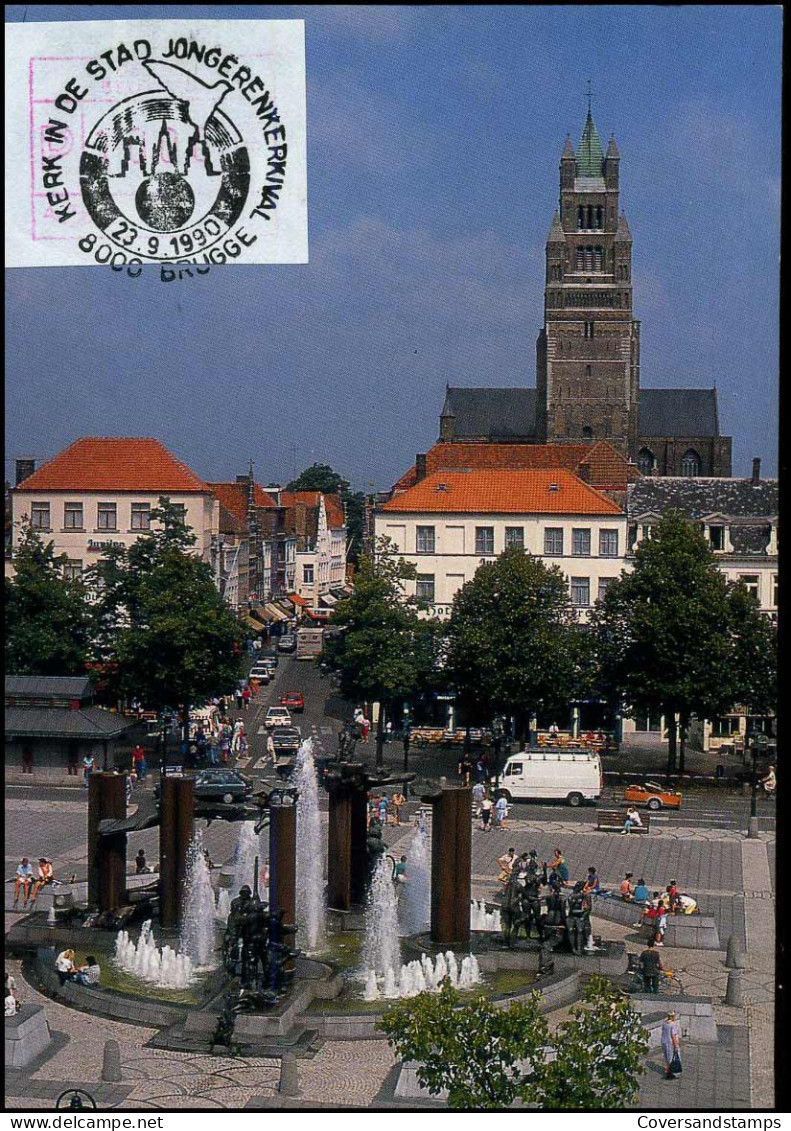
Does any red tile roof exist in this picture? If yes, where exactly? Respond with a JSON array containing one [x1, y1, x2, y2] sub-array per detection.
[[208, 482, 278, 526], [15, 438, 211, 493], [392, 441, 638, 493], [380, 469, 622, 515]]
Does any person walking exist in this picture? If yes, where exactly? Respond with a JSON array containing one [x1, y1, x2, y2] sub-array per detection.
[[132, 743, 147, 781], [378, 793, 390, 825], [361, 715, 371, 742], [13, 858, 34, 909], [639, 938, 663, 994], [266, 731, 276, 766], [391, 790, 405, 826], [494, 793, 509, 829], [661, 1013, 682, 1078], [242, 685, 252, 711], [480, 795, 493, 831], [82, 753, 94, 787], [471, 780, 486, 817]]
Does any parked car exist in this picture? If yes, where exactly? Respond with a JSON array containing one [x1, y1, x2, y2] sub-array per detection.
[[624, 782, 683, 810], [494, 750, 602, 806], [279, 691, 304, 713], [277, 635, 297, 653], [155, 769, 252, 805], [248, 664, 271, 683], [265, 706, 292, 728], [271, 725, 301, 753]]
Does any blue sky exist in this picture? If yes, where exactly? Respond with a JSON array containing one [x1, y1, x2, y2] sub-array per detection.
[[5, 5, 781, 490]]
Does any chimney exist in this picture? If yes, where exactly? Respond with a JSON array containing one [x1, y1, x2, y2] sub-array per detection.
[[415, 453, 427, 482], [15, 459, 36, 486], [578, 462, 591, 484], [751, 458, 761, 485]]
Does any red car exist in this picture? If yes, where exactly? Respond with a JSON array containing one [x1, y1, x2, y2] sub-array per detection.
[[279, 691, 305, 713]]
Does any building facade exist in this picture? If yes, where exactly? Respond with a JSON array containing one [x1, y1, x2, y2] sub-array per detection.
[[282, 491, 348, 605], [10, 439, 220, 580], [376, 468, 627, 621], [434, 107, 733, 477]]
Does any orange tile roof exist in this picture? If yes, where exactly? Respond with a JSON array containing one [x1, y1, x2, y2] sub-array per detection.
[[15, 438, 211, 494], [208, 482, 278, 526], [392, 441, 638, 493], [380, 469, 622, 515]]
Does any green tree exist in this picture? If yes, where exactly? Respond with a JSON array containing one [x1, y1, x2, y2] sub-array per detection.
[[85, 500, 246, 729], [726, 580, 778, 716], [377, 976, 647, 1110], [287, 462, 365, 565], [591, 512, 735, 774], [5, 523, 92, 675], [324, 537, 440, 765], [445, 547, 581, 735]]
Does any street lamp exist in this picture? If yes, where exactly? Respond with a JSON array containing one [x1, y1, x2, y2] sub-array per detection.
[[747, 723, 768, 838], [492, 714, 505, 793]]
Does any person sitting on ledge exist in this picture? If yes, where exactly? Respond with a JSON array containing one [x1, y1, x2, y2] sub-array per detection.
[[135, 849, 148, 874], [620, 872, 635, 901], [55, 949, 77, 985], [75, 956, 101, 987], [29, 858, 54, 905]]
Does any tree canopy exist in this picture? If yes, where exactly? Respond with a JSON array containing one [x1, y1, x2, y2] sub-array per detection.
[[5, 524, 92, 676], [444, 547, 582, 728], [85, 500, 246, 716], [377, 976, 647, 1110]]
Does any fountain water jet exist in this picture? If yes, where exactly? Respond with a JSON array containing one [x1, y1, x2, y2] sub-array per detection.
[[215, 888, 231, 923], [363, 950, 482, 999], [361, 853, 401, 976], [114, 920, 194, 988], [231, 821, 260, 897], [398, 822, 431, 937], [291, 738, 325, 952], [180, 833, 217, 967]]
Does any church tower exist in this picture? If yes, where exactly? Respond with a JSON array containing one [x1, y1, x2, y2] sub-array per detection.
[[536, 103, 640, 454]]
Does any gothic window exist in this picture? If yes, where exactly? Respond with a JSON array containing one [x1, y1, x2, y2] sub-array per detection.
[[584, 321, 595, 339], [586, 205, 593, 228], [578, 205, 584, 230], [593, 247, 603, 271], [596, 206, 603, 228], [681, 449, 701, 477], [637, 448, 655, 475], [582, 426, 593, 441]]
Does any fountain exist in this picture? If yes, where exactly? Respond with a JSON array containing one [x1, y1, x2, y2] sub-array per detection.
[[291, 738, 325, 952], [114, 920, 194, 988], [398, 823, 431, 937], [471, 899, 502, 932], [180, 833, 218, 968], [231, 821, 260, 897], [361, 854, 401, 976], [215, 888, 231, 923], [361, 949, 482, 1000]]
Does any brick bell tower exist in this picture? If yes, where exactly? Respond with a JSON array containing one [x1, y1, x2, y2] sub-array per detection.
[[536, 93, 640, 455]]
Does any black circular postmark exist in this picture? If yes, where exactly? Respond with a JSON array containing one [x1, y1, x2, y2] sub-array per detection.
[[79, 60, 251, 262]]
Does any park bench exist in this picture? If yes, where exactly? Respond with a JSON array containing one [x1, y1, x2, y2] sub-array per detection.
[[596, 808, 651, 834]]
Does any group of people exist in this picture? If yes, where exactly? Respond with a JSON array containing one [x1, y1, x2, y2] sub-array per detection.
[[496, 846, 600, 897], [367, 790, 407, 827], [472, 782, 509, 830], [54, 949, 101, 987], [457, 752, 490, 786], [354, 708, 372, 742], [11, 857, 54, 909]]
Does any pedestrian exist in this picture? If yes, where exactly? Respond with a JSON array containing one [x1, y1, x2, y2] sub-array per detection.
[[620, 872, 635, 901], [135, 849, 148, 874], [55, 949, 77, 985], [393, 855, 407, 886], [378, 793, 389, 825], [75, 956, 101, 987], [232, 718, 245, 754], [549, 849, 570, 887], [639, 938, 663, 994], [250, 677, 260, 696], [209, 737, 220, 766], [235, 686, 244, 711], [661, 1013, 682, 1078], [480, 795, 493, 831], [82, 752, 94, 787], [494, 793, 509, 829], [12, 858, 34, 909], [242, 685, 252, 710], [132, 743, 147, 781], [29, 859, 54, 905], [266, 731, 276, 766], [475, 757, 486, 783], [498, 847, 517, 886], [361, 716, 371, 742], [458, 754, 472, 786], [622, 806, 642, 835], [471, 780, 486, 817], [390, 790, 405, 826]]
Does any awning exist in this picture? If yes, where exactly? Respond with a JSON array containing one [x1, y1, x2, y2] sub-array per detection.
[[265, 602, 291, 622], [330, 587, 351, 600], [285, 593, 309, 608], [319, 593, 338, 607], [243, 612, 268, 632]]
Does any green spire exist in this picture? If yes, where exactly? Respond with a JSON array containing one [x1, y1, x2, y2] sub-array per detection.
[[576, 109, 604, 177]]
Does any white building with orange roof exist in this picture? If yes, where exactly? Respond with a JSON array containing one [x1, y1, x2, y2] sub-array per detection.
[[10, 438, 221, 586], [375, 467, 627, 621]]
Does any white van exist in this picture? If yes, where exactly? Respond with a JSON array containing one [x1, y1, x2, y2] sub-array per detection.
[[494, 749, 602, 807]]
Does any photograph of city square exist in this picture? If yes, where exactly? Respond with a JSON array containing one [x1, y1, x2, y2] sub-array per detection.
[[4, 4, 782, 1119]]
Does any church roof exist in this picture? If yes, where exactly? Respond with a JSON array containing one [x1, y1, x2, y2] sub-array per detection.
[[562, 136, 575, 159], [576, 110, 604, 177], [606, 135, 620, 159], [638, 389, 720, 439], [547, 211, 565, 243], [628, 477, 778, 522], [441, 387, 537, 440]]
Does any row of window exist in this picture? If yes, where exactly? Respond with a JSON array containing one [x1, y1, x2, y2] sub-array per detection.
[[637, 448, 702, 477], [577, 205, 604, 230], [414, 525, 620, 557], [28, 501, 185, 532], [415, 574, 614, 608]]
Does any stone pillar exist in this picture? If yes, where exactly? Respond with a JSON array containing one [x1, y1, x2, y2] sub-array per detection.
[[327, 783, 353, 911], [159, 776, 195, 929], [349, 790, 369, 906], [269, 802, 297, 925], [87, 773, 127, 912], [425, 787, 471, 947]]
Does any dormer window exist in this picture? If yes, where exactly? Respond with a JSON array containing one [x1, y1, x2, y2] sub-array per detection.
[[709, 525, 725, 551]]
